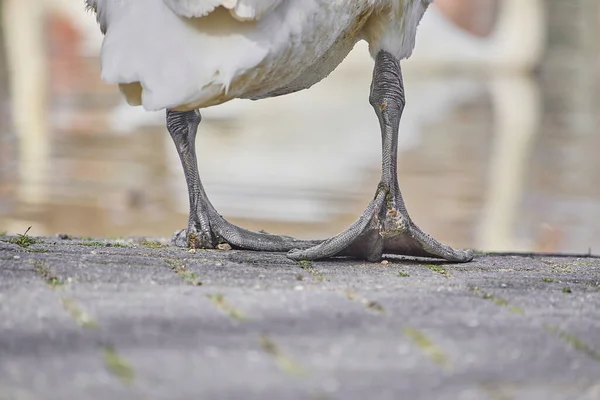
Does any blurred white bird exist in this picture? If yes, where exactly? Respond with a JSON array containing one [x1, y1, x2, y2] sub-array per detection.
[[86, 0, 473, 262], [410, 0, 545, 72]]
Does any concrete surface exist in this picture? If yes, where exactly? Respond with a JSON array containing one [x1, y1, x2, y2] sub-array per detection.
[[0, 235, 599, 400]]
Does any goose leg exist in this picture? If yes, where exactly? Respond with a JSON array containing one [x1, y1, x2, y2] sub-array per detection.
[[167, 109, 321, 252], [287, 51, 473, 262]]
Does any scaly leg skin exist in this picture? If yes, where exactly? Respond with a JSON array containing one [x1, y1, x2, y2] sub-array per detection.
[[287, 51, 473, 263], [168, 51, 472, 263], [167, 109, 322, 252]]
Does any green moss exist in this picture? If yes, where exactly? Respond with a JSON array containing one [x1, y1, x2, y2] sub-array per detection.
[[34, 261, 63, 288], [9, 227, 37, 248], [346, 291, 386, 313], [541, 278, 554, 283], [562, 287, 572, 294], [297, 261, 325, 281], [366, 300, 385, 313], [163, 259, 176, 268], [101, 345, 135, 384], [180, 271, 199, 282], [27, 248, 51, 253], [0, 231, 6, 237], [164, 259, 202, 286], [544, 324, 600, 361], [470, 287, 525, 315], [107, 243, 129, 248], [398, 271, 410, 277], [260, 334, 306, 376], [403, 327, 451, 369], [296, 260, 312, 268], [61, 298, 97, 328], [140, 240, 164, 249], [207, 293, 245, 320], [425, 264, 449, 278]]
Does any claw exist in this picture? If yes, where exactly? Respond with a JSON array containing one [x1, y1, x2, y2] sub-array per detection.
[[171, 227, 214, 249], [171, 229, 188, 248], [172, 209, 323, 253]]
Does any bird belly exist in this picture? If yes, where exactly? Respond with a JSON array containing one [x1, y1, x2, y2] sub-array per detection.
[[101, 0, 372, 111], [243, 26, 362, 101], [240, 4, 372, 102], [176, 3, 372, 110]]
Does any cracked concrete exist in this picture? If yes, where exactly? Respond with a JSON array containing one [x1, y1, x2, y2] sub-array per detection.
[[0, 236, 599, 400]]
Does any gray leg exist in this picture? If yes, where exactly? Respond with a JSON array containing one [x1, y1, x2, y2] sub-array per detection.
[[167, 109, 321, 251], [287, 51, 473, 262], [168, 110, 215, 248]]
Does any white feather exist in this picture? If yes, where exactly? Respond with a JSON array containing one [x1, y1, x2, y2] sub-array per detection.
[[163, 0, 285, 20], [88, 0, 431, 111]]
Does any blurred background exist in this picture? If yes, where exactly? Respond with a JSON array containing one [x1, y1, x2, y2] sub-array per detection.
[[0, 0, 598, 254]]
